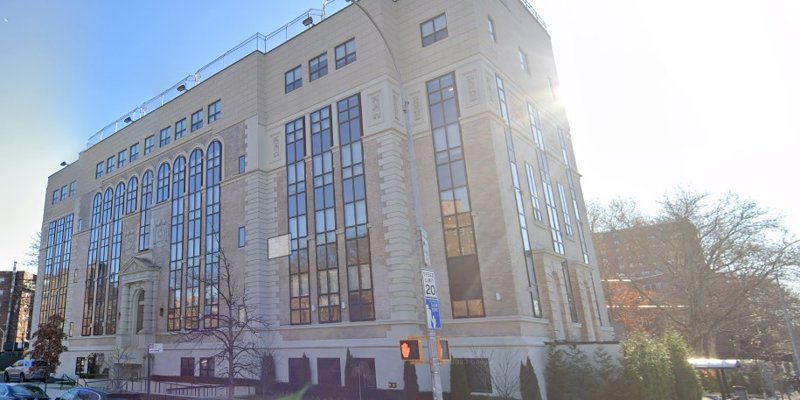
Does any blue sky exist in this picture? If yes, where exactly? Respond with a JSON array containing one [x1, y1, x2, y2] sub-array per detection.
[[1, 0, 798, 272]]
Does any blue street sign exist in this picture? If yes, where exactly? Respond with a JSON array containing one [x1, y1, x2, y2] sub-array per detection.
[[425, 297, 442, 330]]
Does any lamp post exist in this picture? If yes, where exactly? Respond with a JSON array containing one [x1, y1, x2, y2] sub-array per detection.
[[344, 1, 443, 399]]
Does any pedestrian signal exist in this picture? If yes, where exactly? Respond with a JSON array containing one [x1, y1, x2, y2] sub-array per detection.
[[437, 337, 450, 361], [399, 339, 422, 361]]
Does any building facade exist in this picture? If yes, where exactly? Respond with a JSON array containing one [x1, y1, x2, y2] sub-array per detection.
[[34, 0, 613, 395], [0, 267, 36, 352]]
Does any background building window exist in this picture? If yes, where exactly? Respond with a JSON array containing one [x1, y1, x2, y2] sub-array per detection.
[[285, 66, 303, 93], [238, 227, 246, 248], [191, 110, 204, 132], [144, 135, 154, 155], [335, 38, 356, 69], [95, 162, 103, 179], [309, 52, 328, 81], [317, 358, 341, 386], [286, 117, 310, 325], [463, 358, 492, 394], [488, 17, 496, 42], [156, 163, 170, 203], [199, 357, 214, 378], [238, 155, 246, 174], [421, 13, 448, 47], [208, 100, 221, 123], [180, 358, 195, 377], [69, 181, 77, 196]]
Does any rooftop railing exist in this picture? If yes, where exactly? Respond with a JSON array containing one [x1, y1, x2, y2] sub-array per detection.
[[86, 1, 347, 148], [86, 0, 546, 148], [517, 0, 548, 31]]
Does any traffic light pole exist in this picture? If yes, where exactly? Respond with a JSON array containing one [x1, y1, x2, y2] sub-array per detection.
[[346, 2, 444, 398]]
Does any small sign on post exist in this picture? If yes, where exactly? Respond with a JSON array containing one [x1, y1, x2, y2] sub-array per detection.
[[421, 270, 437, 299], [420, 228, 431, 267], [148, 343, 163, 354], [425, 298, 442, 330]]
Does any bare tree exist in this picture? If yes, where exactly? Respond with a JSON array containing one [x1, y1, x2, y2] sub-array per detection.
[[469, 348, 522, 399], [23, 232, 41, 270], [106, 347, 135, 392], [177, 246, 269, 399], [590, 190, 800, 355]]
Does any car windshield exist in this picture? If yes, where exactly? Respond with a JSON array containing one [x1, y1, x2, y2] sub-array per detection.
[[10, 385, 47, 396]]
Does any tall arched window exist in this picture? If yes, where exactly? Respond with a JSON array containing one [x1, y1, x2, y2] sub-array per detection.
[[126, 176, 138, 214], [157, 162, 171, 203], [168, 156, 186, 331], [185, 149, 204, 330], [92, 188, 113, 335], [139, 171, 154, 251], [82, 193, 102, 336], [204, 141, 221, 328], [106, 183, 125, 334]]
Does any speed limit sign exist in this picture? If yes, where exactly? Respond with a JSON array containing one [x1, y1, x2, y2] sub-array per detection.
[[422, 270, 438, 299]]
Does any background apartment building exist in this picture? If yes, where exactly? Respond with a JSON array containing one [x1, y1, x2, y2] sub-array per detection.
[[0, 266, 36, 353], [34, 0, 613, 395]]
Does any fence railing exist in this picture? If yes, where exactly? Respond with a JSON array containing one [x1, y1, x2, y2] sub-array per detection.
[[517, 0, 548, 31], [86, 0, 348, 148]]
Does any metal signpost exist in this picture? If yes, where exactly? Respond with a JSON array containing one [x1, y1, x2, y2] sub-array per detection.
[[422, 269, 443, 399], [147, 343, 162, 400]]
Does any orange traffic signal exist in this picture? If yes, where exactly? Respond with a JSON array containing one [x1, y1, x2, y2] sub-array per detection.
[[399, 339, 422, 361], [437, 337, 450, 361]]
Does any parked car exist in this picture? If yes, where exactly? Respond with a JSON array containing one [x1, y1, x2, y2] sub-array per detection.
[[52, 388, 109, 400], [0, 383, 50, 399], [3, 361, 47, 383]]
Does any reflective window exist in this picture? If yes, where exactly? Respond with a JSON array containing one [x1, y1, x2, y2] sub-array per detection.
[[52, 190, 60, 205], [204, 141, 222, 329], [558, 183, 573, 236], [40, 214, 73, 325], [519, 48, 530, 73], [427, 72, 484, 318], [160, 127, 171, 147], [130, 143, 140, 162], [144, 135, 154, 155], [157, 162, 170, 203], [338, 94, 374, 322], [238, 227, 246, 248], [185, 149, 203, 330], [95, 162, 103, 179], [312, 106, 340, 323], [191, 110, 204, 132], [335, 38, 356, 69], [496, 74, 541, 317], [208, 100, 221, 123], [82, 193, 102, 335], [488, 17, 496, 42], [118, 149, 127, 168], [238, 155, 246, 174], [309, 52, 328, 81], [175, 119, 187, 140], [562, 261, 579, 322], [524, 163, 543, 221], [286, 117, 310, 325], [285, 66, 303, 93], [139, 170, 154, 251], [106, 156, 115, 174], [126, 177, 138, 213], [168, 156, 186, 331], [421, 13, 448, 47], [69, 181, 77, 196], [105, 183, 124, 334]]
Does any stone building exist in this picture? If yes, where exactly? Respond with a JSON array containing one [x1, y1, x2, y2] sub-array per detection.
[[34, 0, 613, 395]]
